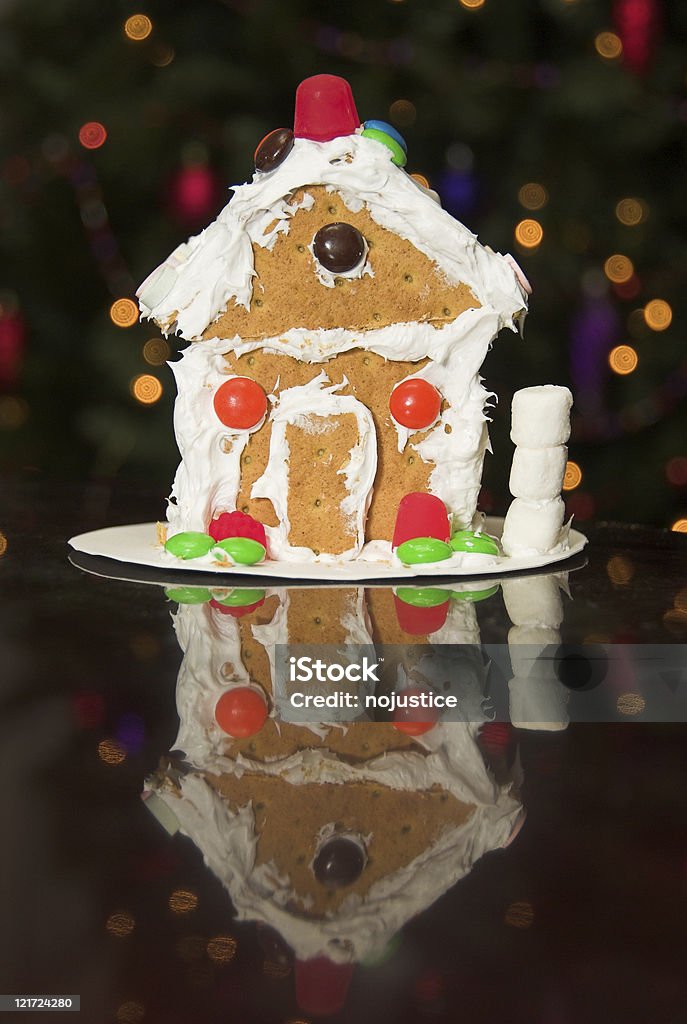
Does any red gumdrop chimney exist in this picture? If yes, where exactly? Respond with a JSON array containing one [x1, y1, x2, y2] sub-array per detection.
[[294, 74, 360, 142], [295, 957, 355, 1016]]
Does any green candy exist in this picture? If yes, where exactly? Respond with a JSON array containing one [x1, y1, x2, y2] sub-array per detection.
[[164, 586, 212, 605], [449, 530, 500, 556], [214, 537, 266, 565], [396, 537, 452, 565], [165, 531, 216, 559], [451, 585, 500, 603], [395, 587, 450, 608], [214, 588, 266, 607], [361, 127, 407, 167]]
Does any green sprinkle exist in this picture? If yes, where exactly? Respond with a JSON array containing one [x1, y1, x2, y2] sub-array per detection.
[[213, 588, 266, 607], [395, 587, 450, 608], [165, 531, 216, 559], [451, 585, 500, 603], [361, 127, 407, 167], [163, 587, 212, 605], [396, 537, 452, 565], [215, 537, 266, 565], [449, 530, 500, 556]]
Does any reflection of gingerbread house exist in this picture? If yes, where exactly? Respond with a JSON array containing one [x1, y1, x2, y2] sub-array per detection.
[[138, 75, 528, 563], [144, 586, 524, 1013]]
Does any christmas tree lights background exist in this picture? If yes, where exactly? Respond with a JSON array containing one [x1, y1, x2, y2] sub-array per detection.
[[1, 0, 686, 529]]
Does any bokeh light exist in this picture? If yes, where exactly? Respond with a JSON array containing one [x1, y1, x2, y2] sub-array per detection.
[[115, 1001, 145, 1024], [150, 43, 175, 67], [644, 299, 672, 331], [595, 31, 623, 59], [615, 197, 645, 226], [131, 374, 163, 404], [207, 935, 237, 964], [110, 298, 138, 328], [98, 738, 127, 765], [106, 911, 135, 937], [78, 122, 107, 150], [0, 396, 29, 429], [124, 14, 152, 40], [0, 531, 7, 557], [666, 457, 687, 487], [616, 692, 645, 716], [607, 555, 635, 585], [604, 254, 634, 284], [515, 219, 543, 249], [169, 889, 198, 914], [504, 900, 534, 929], [142, 337, 170, 365], [518, 182, 548, 210], [609, 345, 638, 375], [460, 0, 486, 8], [410, 173, 430, 189], [670, 518, 687, 533], [563, 461, 582, 490], [389, 99, 416, 126]]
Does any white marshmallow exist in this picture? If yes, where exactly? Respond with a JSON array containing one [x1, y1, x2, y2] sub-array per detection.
[[509, 445, 567, 501], [508, 675, 569, 731], [501, 497, 565, 556], [502, 577, 564, 628], [508, 624, 561, 679], [511, 385, 572, 448]]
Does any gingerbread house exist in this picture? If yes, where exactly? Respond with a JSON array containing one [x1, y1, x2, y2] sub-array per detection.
[[138, 75, 528, 565]]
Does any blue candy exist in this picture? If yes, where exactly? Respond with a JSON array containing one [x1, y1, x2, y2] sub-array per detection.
[[363, 120, 407, 154]]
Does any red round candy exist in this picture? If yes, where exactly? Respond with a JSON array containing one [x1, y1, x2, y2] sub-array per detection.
[[213, 377, 267, 430], [389, 378, 441, 430], [215, 687, 268, 738], [392, 686, 439, 736], [209, 510, 267, 547]]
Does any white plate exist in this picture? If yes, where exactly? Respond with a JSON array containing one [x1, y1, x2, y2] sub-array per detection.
[[68, 518, 587, 582]]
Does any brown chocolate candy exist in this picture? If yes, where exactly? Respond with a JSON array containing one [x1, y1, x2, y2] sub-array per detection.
[[313, 836, 365, 888], [254, 128, 294, 173], [312, 222, 366, 274]]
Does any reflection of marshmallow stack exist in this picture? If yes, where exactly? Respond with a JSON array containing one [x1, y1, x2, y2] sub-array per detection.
[[502, 386, 572, 556], [503, 573, 569, 731]]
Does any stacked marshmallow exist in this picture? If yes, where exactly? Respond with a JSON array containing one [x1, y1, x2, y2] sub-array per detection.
[[501, 385, 573, 557], [503, 573, 569, 731]]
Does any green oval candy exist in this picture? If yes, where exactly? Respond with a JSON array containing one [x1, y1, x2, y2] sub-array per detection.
[[214, 588, 266, 607], [215, 537, 266, 565], [449, 530, 500, 556], [361, 127, 407, 167], [451, 585, 500, 603], [164, 586, 212, 604], [396, 537, 452, 565], [165, 531, 216, 559], [395, 587, 450, 608]]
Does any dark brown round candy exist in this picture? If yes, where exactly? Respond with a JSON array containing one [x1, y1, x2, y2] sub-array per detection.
[[312, 223, 366, 274], [254, 128, 294, 173], [313, 836, 365, 888]]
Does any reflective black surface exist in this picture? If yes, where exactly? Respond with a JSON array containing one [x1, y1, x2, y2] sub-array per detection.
[[1, 473, 687, 1024]]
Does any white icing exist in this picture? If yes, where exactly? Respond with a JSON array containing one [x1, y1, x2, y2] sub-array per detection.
[[251, 373, 377, 561]]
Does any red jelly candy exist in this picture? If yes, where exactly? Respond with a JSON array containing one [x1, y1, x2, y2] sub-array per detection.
[[209, 511, 267, 548], [209, 598, 265, 618], [389, 378, 441, 429], [213, 377, 267, 430], [392, 686, 439, 736], [393, 594, 449, 636], [295, 958, 355, 1017], [294, 74, 360, 142], [392, 493, 450, 548], [215, 687, 268, 738]]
